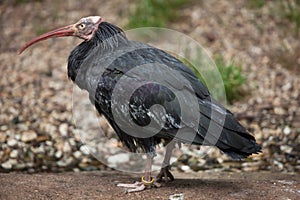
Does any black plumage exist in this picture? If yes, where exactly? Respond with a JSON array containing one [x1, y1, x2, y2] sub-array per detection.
[[67, 21, 261, 159]]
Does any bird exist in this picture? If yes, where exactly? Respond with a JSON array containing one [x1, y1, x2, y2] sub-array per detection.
[[19, 16, 261, 192]]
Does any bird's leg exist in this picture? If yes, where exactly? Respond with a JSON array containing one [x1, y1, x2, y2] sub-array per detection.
[[143, 154, 153, 182], [117, 154, 155, 193], [156, 141, 175, 182]]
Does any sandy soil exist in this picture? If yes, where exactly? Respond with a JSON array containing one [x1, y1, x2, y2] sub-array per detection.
[[0, 171, 299, 200]]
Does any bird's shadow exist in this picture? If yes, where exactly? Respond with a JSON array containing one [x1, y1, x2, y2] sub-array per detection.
[[163, 178, 241, 190]]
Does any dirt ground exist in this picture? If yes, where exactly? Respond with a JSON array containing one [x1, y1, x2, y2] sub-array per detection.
[[0, 171, 299, 200]]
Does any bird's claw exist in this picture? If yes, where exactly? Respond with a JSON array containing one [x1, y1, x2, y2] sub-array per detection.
[[117, 180, 161, 193], [117, 181, 146, 193], [156, 166, 174, 183]]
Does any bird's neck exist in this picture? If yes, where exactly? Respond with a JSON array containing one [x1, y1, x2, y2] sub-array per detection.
[[67, 22, 128, 83]]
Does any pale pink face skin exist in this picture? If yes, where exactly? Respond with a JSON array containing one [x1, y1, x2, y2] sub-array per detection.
[[74, 16, 102, 40], [19, 16, 102, 54]]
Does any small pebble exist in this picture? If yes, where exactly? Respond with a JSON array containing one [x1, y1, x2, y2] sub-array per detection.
[[7, 139, 18, 147], [107, 153, 130, 165], [59, 123, 68, 137], [169, 193, 184, 200], [21, 130, 37, 142], [9, 150, 18, 158]]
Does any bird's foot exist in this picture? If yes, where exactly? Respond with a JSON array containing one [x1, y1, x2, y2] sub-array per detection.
[[156, 166, 174, 183], [117, 181, 146, 193], [117, 177, 161, 193]]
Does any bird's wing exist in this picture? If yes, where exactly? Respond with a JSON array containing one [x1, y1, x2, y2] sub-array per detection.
[[87, 42, 260, 157]]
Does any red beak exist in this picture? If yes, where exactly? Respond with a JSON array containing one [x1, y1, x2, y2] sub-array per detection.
[[18, 24, 75, 55]]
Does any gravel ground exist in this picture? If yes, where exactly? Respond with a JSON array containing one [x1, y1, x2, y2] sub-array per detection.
[[0, 0, 299, 174]]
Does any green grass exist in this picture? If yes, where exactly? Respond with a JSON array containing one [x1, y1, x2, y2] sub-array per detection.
[[13, 0, 43, 4], [246, 0, 266, 9], [278, 0, 300, 35], [247, 0, 300, 35], [127, 0, 188, 28], [179, 52, 247, 104], [214, 57, 247, 104]]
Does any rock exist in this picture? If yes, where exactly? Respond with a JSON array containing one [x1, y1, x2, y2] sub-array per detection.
[[21, 130, 37, 142], [7, 138, 18, 147], [180, 165, 191, 172], [73, 168, 80, 172], [36, 135, 50, 142], [169, 193, 184, 200], [283, 126, 291, 135], [57, 157, 75, 167], [15, 163, 26, 170], [17, 123, 28, 131], [187, 157, 205, 171], [55, 150, 63, 159], [0, 133, 7, 143], [249, 46, 262, 55], [274, 107, 286, 115], [68, 138, 76, 146], [15, 134, 21, 140], [273, 160, 284, 170], [80, 145, 91, 155], [41, 123, 57, 138], [59, 123, 68, 137], [107, 153, 130, 165], [280, 145, 293, 154], [73, 151, 82, 159], [1, 159, 17, 169], [242, 162, 261, 172], [1, 161, 12, 170], [282, 82, 292, 91], [0, 125, 8, 131], [46, 141, 53, 146], [63, 141, 71, 153], [9, 150, 18, 158]]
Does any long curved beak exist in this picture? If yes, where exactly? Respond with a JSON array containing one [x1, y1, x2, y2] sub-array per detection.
[[18, 24, 75, 55]]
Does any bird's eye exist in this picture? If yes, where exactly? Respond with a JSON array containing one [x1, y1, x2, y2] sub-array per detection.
[[78, 23, 85, 30]]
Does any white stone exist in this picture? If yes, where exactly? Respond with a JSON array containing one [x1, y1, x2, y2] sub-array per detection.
[[59, 123, 68, 137], [180, 165, 191, 171], [280, 145, 293, 154], [46, 141, 53, 146], [63, 142, 71, 153], [1, 159, 17, 169], [21, 130, 37, 142], [57, 157, 74, 167], [73, 151, 82, 159], [55, 150, 63, 158], [282, 82, 292, 91], [1, 161, 12, 169], [80, 145, 91, 155], [10, 150, 18, 158], [250, 46, 262, 55], [7, 139, 17, 147], [107, 153, 130, 165], [283, 126, 291, 135], [169, 193, 184, 200]]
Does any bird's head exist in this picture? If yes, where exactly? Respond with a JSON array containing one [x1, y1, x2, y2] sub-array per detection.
[[18, 16, 102, 54]]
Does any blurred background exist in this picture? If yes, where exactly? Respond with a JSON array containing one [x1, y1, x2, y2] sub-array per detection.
[[0, 0, 299, 174]]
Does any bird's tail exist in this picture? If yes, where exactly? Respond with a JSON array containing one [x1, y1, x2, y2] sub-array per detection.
[[195, 98, 261, 159]]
